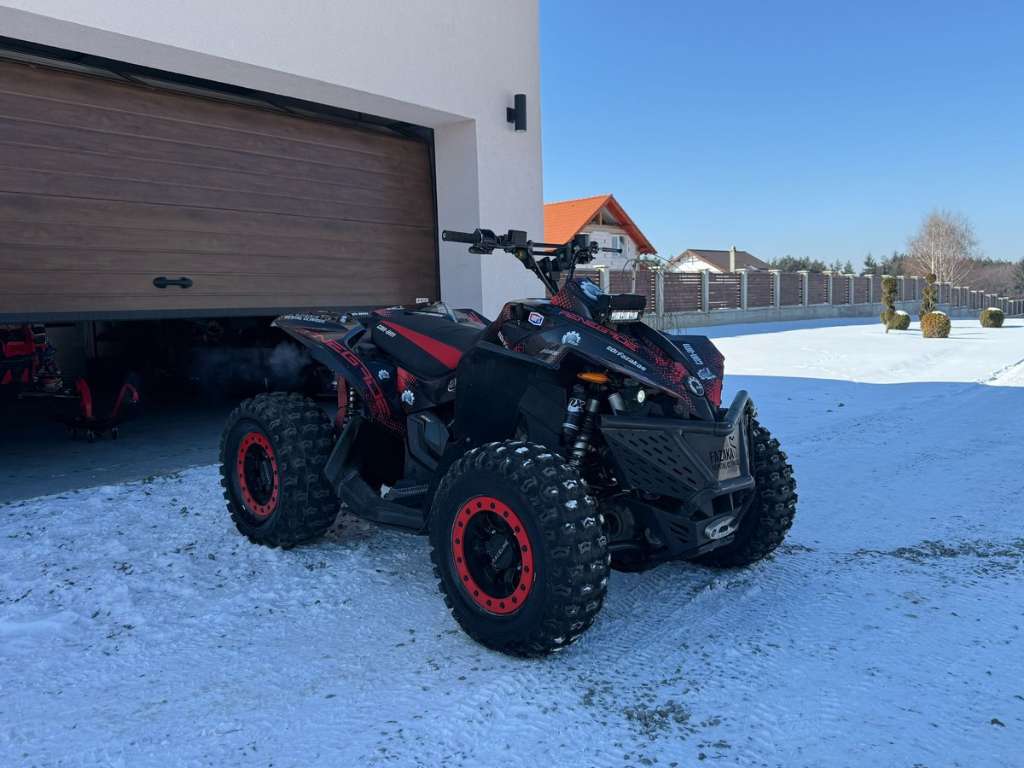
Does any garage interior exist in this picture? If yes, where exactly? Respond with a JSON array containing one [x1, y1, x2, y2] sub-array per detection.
[[0, 40, 439, 501]]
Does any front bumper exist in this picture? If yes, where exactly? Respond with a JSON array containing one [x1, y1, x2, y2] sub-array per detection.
[[599, 390, 755, 560], [600, 390, 755, 502]]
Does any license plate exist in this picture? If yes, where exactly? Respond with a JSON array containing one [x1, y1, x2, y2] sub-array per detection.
[[688, 428, 742, 481]]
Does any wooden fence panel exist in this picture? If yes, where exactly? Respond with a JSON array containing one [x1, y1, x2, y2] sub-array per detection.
[[708, 273, 741, 310], [663, 273, 702, 312], [780, 273, 801, 305], [854, 276, 869, 303], [831, 276, 849, 304], [807, 273, 827, 304], [747, 272, 773, 307]]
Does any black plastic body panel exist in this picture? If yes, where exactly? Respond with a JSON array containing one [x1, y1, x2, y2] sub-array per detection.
[[450, 341, 565, 456], [600, 390, 755, 504]]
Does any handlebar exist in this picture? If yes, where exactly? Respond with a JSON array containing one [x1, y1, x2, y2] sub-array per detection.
[[442, 229, 622, 255], [441, 230, 479, 245], [441, 227, 625, 294]]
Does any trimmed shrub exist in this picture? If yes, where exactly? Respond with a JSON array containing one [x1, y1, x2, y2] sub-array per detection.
[[919, 273, 937, 320], [881, 276, 898, 330], [887, 309, 911, 331], [980, 307, 1005, 328], [921, 311, 950, 338]]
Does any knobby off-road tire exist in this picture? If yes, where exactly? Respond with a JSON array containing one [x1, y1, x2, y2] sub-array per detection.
[[220, 392, 338, 548], [429, 441, 610, 657], [699, 418, 797, 568]]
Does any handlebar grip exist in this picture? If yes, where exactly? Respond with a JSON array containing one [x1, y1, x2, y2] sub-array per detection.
[[442, 230, 479, 245]]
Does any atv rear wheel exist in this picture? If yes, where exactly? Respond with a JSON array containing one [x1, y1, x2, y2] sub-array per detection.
[[429, 441, 609, 657], [699, 418, 797, 568], [220, 392, 338, 547]]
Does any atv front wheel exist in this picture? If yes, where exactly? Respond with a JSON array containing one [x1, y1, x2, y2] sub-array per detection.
[[699, 418, 797, 568], [220, 393, 338, 547], [429, 441, 609, 656]]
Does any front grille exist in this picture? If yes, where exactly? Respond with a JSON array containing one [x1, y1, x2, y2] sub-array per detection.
[[601, 427, 701, 499]]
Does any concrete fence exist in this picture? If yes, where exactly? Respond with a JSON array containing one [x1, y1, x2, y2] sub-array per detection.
[[581, 268, 1024, 330]]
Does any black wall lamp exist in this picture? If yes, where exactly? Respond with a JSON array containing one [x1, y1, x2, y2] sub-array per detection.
[[506, 93, 527, 131]]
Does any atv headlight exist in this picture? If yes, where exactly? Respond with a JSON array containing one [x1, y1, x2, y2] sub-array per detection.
[[635, 388, 646, 404], [609, 310, 642, 323]]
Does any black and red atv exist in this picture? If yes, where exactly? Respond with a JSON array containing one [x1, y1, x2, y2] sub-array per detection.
[[219, 228, 797, 656]]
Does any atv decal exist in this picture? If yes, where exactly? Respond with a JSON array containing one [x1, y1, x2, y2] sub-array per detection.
[[605, 344, 648, 372], [301, 332, 403, 433], [561, 331, 581, 346], [682, 343, 704, 366], [381, 321, 463, 370], [555, 309, 642, 353], [528, 311, 544, 326], [396, 367, 417, 394]]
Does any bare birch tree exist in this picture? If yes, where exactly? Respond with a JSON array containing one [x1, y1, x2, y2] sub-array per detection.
[[907, 210, 977, 285]]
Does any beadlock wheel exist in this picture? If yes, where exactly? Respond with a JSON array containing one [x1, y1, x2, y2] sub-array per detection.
[[428, 441, 610, 657], [236, 430, 279, 520], [219, 393, 338, 548], [451, 495, 535, 615]]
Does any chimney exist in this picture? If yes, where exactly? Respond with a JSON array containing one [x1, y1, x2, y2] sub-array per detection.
[[729, 245, 737, 272]]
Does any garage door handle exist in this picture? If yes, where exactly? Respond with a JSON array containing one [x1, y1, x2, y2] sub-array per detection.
[[153, 276, 193, 289]]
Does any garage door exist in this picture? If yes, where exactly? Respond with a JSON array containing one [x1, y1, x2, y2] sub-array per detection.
[[0, 56, 437, 321]]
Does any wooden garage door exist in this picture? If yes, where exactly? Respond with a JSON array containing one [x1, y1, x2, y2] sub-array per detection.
[[0, 57, 437, 320]]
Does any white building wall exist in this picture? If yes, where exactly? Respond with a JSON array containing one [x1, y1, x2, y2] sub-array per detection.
[[0, 0, 543, 317], [670, 258, 722, 273], [580, 225, 638, 271]]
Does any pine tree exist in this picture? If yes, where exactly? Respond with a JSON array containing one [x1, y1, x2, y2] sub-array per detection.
[[881, 276, 898, 331], [1013, 258, 1024, 294], [919, 273, 937, 320]]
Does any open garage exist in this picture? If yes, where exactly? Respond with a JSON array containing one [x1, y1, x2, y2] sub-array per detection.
[[0, 43, 441, 499]]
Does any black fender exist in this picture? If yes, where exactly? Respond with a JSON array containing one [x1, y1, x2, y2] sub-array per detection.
[[273, 313, 404, 433], [446, 341, 567, 462]]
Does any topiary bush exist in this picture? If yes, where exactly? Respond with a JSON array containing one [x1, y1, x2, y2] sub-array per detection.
[[919, 273, 937, 320], [980, 307, 1005, 328], [887, 309, 911, 331], [881, 276, 898, 329], [921, 310, 950, 338]]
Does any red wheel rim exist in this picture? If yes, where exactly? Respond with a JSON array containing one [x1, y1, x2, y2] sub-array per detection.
[[451, 495, 535, 615], [236, 431, 279, 519]]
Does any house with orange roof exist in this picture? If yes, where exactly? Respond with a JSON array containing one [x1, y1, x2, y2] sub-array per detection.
[[543, 194, 657, 270]]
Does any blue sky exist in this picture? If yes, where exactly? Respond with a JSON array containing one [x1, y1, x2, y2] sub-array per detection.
[[540, 0, 1024, 268]]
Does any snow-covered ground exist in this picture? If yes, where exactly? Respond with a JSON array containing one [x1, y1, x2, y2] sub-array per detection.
[[3, 318, 1023, 768]]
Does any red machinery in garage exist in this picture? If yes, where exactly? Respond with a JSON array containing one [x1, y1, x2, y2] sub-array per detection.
[[1, 324, 140, 441]]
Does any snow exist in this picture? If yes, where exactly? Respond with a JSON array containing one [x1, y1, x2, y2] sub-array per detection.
[[2, 317, 1023, 767]]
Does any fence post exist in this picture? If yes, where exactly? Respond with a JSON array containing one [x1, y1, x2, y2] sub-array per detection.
[[897, 276, 906, 303], [739, 270, 749, 310], [797, 270, 808, 306], [771, 270, 782, 308], [700, 269, 710, 313], [598, 267, 610, 294], [865, 274, 873, 304], [654, 268, 665, 319]]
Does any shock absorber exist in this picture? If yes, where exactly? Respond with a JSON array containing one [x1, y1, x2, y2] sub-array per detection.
[[562, 384, 586, 444], [570, 395, 602, 466]]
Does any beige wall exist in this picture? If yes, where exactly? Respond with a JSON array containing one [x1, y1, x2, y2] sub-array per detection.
[[0, 0, 544, 316]]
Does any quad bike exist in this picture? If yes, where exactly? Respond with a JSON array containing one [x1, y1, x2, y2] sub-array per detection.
[[219, 228, 797, 656]]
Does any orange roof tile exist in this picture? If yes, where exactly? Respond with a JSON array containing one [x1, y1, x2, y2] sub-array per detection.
[[543, 194, 656, 254]]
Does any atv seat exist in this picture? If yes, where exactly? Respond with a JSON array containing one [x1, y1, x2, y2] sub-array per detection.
[[371, 311, 484, 379]]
